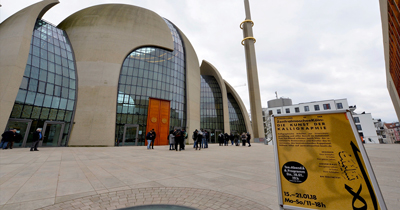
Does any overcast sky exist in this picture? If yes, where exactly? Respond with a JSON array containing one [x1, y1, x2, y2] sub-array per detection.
[[1, 0, 398, 122]]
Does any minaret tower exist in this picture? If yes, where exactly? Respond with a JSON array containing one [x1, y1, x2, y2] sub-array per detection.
[[241, 0, 265, 142]]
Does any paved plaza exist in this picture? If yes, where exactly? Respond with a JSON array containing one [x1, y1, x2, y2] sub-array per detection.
[[0, 143, 399, 210]]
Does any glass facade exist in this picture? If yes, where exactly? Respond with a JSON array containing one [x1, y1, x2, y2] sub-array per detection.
[[200, 76, 224, 132], [116, 19, 186, 145], [9, 19, 77, 146], [227, 93, 246, 134]]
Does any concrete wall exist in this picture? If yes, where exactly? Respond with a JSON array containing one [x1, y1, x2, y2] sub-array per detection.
[[58, 4, 174, 146], [0, 0, 59, 133], [224, 81, 253, 141], [200, 60, 230, 134]]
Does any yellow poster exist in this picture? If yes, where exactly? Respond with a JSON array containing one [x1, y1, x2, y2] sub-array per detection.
[[274, 112, 383, 210]]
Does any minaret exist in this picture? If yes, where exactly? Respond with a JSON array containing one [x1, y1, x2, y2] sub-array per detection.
[[241, 0, 265, 142]]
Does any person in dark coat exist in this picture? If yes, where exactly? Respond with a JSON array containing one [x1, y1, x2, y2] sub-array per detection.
[[8, 131, 22, 149], [196, 130, 203, 150], [146, 131, 153, 149], [151, 129, 156, 149], [224, 133, 229, 146], [30, 128, 42, 151], [192, 130, 198, 148], [246, 132, 251, 147], [218, 133, 224, 146], [174, 129, 183, 151], [229, 133, 234, 146], [1, 129, 16, 150]]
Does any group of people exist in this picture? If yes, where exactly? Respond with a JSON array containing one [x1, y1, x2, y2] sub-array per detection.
[[217, 132, 251, 147], [191, 129, 211, 150], [168, 129, 188, 151], [0, 128, 42, 151]]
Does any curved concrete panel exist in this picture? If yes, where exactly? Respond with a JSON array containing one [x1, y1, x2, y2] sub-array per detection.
[[200, 60, 231, 133], [58, 4, 174, 146], [0, 0, 59, 133], [224, 81, 253, 140], [174, 27, 201, 141]]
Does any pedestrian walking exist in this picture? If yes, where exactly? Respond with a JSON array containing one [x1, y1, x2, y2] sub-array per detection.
[[192, 129, 198, 148], [247, 132, 251, 147], [241, 132, 247, 146], [30, 128, 42, 151], [218, 133, 224, 146], [224, 133, 229, 146]]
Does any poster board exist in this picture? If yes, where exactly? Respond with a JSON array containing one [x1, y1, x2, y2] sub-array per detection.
[[272, 111, 386, 210]]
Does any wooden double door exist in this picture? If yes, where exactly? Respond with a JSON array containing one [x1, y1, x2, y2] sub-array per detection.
[[146, 98, 170, 146]]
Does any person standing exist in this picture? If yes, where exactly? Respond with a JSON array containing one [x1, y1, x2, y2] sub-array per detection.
[[192, 129, 198, 148], [229, 133, 234, 146], [174, 129, 182, 151], [30, 128, 42, 151], [146, 130, 152, 150], [247, 132, 251, 147], [182, 129, 187, 150], [205, 131, 209, 148], [169, 130, 175, 150], [1, 129, 16, 150], [224, 133, 229, 146], [218, 133, 224, 146], [8, 130, 22, 149], [241, 132, 247, 146], [151, 129, 156, 149], [200, 129, 206, 148], [196, 129, 203, 150]]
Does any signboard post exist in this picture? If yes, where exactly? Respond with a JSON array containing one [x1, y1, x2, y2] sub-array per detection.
[[272, 111, 387, 210]]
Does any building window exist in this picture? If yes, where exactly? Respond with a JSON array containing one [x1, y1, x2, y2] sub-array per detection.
[[227, 94, 246, 134], [295, 107, 300, 113], [359, 132, 364, 137], [323, 104, 331, 110], [337, 103, 343, 109], [304, 106, 310, 112], [268, 110, 273, 115], [277, 109, 281, 114], [201, 76, 224, 132], [285, 108, 290, 113], [314, 105, 320, 111], [382, 135, 386, 138], [116, 19, 186, 145], [354, 117, 360, 123], [356, 125, 362, 130]]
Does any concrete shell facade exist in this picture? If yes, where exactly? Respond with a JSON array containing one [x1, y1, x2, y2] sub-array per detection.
[[1, 1, 252, 146], [0, 0, 59, 137]]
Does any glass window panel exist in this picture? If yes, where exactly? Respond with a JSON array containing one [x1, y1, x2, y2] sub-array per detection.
[[43, 95, 52, 107], [54, 46, 61, 55], [46, 83, 54, 95], [62, 67, 69, 77], [61, 87, 68, 98], [55, 65, 62, 75], [25, 91, 36, 105], [48, 43, 54, 53], [40, 108, 50, 119], [11, 104, 23, 118], [48, 53, 55, 63], [51, 97, 60, 109], [54, 86, 61, 96], [32, 46, 40, 57], [59, 98, 67, 109], [24, 65, 31, 77], [57, 110, 65, 121], [68, 61, 74, 70], [68, 90, 75, 100], [21, 105, 33, 118], [31, 107, 41, 119], [48, 61, 55, 72], [15, 90, 27, 103], [61, 49, 67, 58], [31, 67, 39, 79], [39, 69, 47, 81], [62, 77, 69, 88], [34, 93, 45, 106], [55, 55, 62, 65], [67, 100, 74, 111], [47, 72, 55, 84], [31, 55, 40, 68], [55, 74, 62, 85], [49, 109, 57, 120], [65, 111, 72, 122], [69, 70, 75, 79]]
